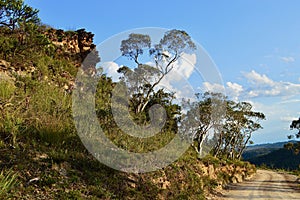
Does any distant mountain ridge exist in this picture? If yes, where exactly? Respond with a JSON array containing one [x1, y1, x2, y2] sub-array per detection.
[[242, 140, 300, 170]]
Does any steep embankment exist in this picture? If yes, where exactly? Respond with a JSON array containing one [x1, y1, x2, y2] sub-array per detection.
[[0, 26, 256, 199]]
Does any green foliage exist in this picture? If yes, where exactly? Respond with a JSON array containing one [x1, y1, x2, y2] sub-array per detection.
[[0, 56, 75, 148], [24, 81, 74, 144], [0, 169, 18, 198], [119, 30, 196, 117], [0, 26, 54, 63], [288, 118, 300, 154], [0, 0, 40, 31], [120, 33, 151, 64], [180, 92, 265, 160], [0, 33, 18, 59], [247, 147, 300, 170], [213, 98, 265, 159], [180, 92, 226, 157], [155, 29, 196, 56]]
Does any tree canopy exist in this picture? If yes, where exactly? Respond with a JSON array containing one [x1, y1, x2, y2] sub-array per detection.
[[287, 118, 300, 154], [0, 0, 40, 31], [119, 29, 196, 114], [180, 92, 265, 159]]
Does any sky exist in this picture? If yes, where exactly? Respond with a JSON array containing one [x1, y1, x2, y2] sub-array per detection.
[[25, 0, 300, 144]]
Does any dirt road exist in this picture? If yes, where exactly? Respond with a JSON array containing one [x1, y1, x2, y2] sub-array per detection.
[[220, 169, 300, 200]]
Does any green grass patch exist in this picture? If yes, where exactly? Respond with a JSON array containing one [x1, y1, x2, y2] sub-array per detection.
[[0, 169, 19, 199]]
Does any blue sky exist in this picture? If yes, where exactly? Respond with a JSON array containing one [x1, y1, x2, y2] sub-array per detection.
[[25, 0, 300, 144]]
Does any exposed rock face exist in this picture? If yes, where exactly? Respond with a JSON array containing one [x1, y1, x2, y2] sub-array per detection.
[[1, 28, 98, 77], [45, 28, 96, 54], [200, 162, 256, 189], [0, 28, 99, 93], [44, 28, 98, 68]]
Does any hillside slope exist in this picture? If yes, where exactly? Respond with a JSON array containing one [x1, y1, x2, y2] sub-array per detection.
[[243, 141, 300, 170], [0, 25, 257, 200]]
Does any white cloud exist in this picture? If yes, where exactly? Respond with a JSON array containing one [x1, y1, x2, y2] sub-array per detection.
[[248, 90, 259, 98], [102, 61, 122, 82], [200, 82, 243, 101], [201, 82, 225, 94], [243, 70, 300, 98], [247, 81, 300, 98], [280, 116, 297, 123], [280, 56, 295, 63], [199, 70, 300, 141], [201, 70, 300, 100], [226, 82, 243, 101], [278, 99, 300, 104], [165, 53, 196, 80], [200, 82, 242, 101], [159, 53, 197, 99], [243, 70, 274, 87], [199, 70, 300, 144], [244, 100, 299, 143]]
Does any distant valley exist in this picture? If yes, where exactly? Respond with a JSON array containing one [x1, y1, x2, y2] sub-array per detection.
[[242, 140, 300, 170]]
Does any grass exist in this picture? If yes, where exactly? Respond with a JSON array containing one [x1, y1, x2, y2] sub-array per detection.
[[0, 169, 18, 199], [0, 81, 15, 100], [0, 135, 257, 199]]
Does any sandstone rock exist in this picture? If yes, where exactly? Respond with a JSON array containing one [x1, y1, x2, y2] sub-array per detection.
[[208, 164, 217, 179], [0, 59, 10, 71], [152, 172, 171, 189], [44, 28, 96, 64], [232, 173, 243, 183]]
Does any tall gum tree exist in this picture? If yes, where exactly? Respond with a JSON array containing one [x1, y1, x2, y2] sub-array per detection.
[[119, 29, 196, 114], [213, 101, 265, 159]]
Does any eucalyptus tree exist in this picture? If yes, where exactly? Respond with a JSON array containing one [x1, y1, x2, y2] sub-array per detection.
[[180, 92, 226, 157], [290, 118, 300, 137], [119, 29, 196, 114], [213, 101, 265, 159], [287, 118, 300, 154]]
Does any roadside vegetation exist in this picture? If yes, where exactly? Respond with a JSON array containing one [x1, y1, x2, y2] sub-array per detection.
[[0, 0, 264, 199]]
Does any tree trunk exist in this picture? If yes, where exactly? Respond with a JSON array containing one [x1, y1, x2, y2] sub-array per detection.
[[197, 132, 206, 157], [237, 134, 251, 159]]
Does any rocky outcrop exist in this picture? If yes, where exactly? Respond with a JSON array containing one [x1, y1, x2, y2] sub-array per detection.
[[0, 59, 35, 78], [200, 161, 256, 192], [1, 28, 98, 77], [0, 28, 99, 94], [123, 159, 256, 200], [44, 28, 98, 68]]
